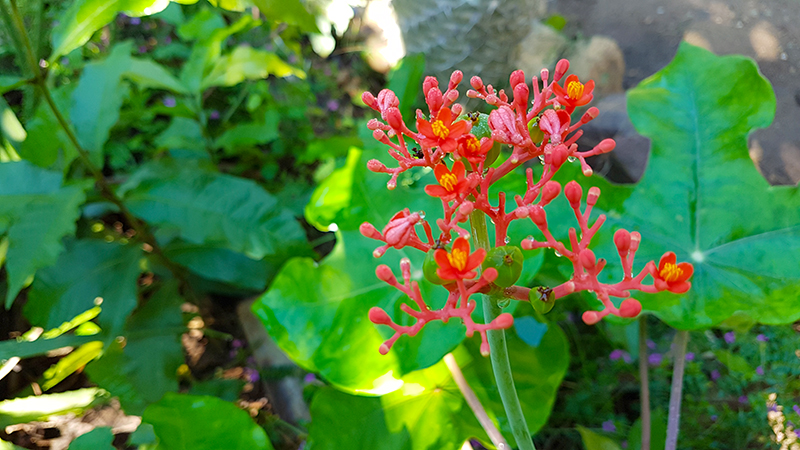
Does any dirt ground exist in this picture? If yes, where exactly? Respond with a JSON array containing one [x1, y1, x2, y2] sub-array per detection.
[[552, 0, 800, 185]]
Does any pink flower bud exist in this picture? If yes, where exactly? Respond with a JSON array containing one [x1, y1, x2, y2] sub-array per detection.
[[366, 159, 388, 172], [445, 89, 459, 104], [377, 89, 399, 110], [426, 87, 443, 113], [582, 310, 602, 325], [540, 180, 561, 205], [513, 83, 529, 108], [529, 205, 547, 228], [470, 76, 484, 90], [579, 249, 597, 269], [582, 166, 594, 177], [423, 76, 439, 96], [630, 231, 641, 252], [619, 298, 642, 318], [375, 265, 395, 283], [458, 201, 474, 215], [581, 106, 599, 123], [521, 236, 536, 250], [369, 306, 392, 324], [554, 59, 570, 81], [362, 91, 377, 109], [587, 187, 600, 206], [480, 342, 490, 357], [596, 138, 616, 154], [551, 144, 569, 168], [367, 119, 381, 130], [400, 257, 412, 273], [451, 103, 463, 116], [494, 313, 514, 328], [384, 107, 404, 130], [614, 229, 631, 254], [509, 70, 525, 87], [564, 181, 583, 208], [482, 267, 498, 283], [360, 222, 382, 239], [449, 70, 463, 89], [379, 343, 391, 355]]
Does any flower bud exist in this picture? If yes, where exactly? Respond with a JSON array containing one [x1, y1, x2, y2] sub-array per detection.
[[551, 144, 569, 168], [509, 70, 525, 87], [614, 229, 631, 254], [423, 76, 438, 95], [529, 205, 547, 228], [630, 231, 641, 252], [579, 249, 597, 270], [619, 298, 642, 318], [451, 103, 463, 116], [494, 313, 514, 328], [377, 89, 399, 109], [554, 59, 570, 81], [458, 201, 474, 215], [581, 107, 599, 123], [362, 91, 377, 109], [480, 342, 490, 357], [470, 76, 484, 90], [564, 181, 583, 208], [513, 83, 529, 108], [376, 265, 396, 282], [379, 343, 391, 355], [482, 267, 498, 283], [587, 187, 601, 206], [449, 70, 463, 89], [596, 138, 616, 154], [367, 118, 381, 130], [369, 306, 392, 325], [384, 107, 404, 130], [426, 87, 443, 113], [540, 180, 561, 206], [366, 159, 388, 173], [400, 257, 412, 274], [360, 222, 382, 239], [521, 236, 536, 250], [582, 310, 602, 325]]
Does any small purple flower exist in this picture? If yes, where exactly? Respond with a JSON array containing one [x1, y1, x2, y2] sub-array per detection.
[[304, 373, 317, 384], [710, 414, 718, 421], [647, 339, 656, 350], [756, 366, 764, 376], [129, 17, 141, 25], [609, 349, 624, 361], [724, 331, 735, 344], [163, 96, 176, 108], [711, 369, 721, 381], [622, 352, 632, 364], [757, 334, 768, 342], [685, 352, 695, 361], [165, 36, 173, 45], [648, 353, 663, 366], [245, 368, 260, 383], [602, 420, 616, 433], [60, 57, 69, 66], [287, 54, 298, 64], [793, 405, 800, 416], [738, 395, 748, 404], [232, 339, 243, 349], [621, 441, 628, 449], [138, 46, 148, 54], [326, 99, 340, 111], [209, 110, 220, 120]]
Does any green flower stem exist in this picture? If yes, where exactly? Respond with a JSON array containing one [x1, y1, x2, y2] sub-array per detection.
[[469, 209, 536, 450], [665, 330, 689, 450], [638, 317, 651, 450]]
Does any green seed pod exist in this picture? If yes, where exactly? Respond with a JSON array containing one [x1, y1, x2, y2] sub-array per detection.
[[423, 248, 448, 285], [482, 245, 524, 287], [530, 286, 555, 314], [469, 113, 492, 139], [528, 117, 544, 144], [485, 141, 502, 166]]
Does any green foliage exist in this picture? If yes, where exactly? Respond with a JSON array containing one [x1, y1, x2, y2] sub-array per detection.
[[142, 393, 274, 450], [0, 388, 106, 428], [67, 427, 115, 450], [578, 426, 621, 450]]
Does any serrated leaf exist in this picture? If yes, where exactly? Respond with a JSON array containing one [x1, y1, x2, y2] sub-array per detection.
[[67, 427, 114, 450], [119, 160, 307, 259], [201, 46, 305, 89], [0, 162, 89, 308], [142, 393, 274, 450], [0, 388, 105, 428], [24, 239, 143, 332], [252, 0, 318, 33], [562, 43, 796, 329], [50, 0, 171, 61], [85, 282, 185, 415]]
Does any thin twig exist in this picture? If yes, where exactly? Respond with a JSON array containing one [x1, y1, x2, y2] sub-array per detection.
[[638, 317, 651, 450], [443, 352, 509, 449], [665, 330, 690, 450]]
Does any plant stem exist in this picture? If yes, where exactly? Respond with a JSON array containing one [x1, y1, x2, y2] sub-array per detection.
[[638, 317, 651, 450], [469, 209, 536, 450], [444, 352, 509, 449], [665, 330, 689, 450]]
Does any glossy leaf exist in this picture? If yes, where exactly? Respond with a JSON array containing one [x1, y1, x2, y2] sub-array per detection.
[[142, 393, 274, 450], [0, 388, 105, 428], [576, 43, 796, 329], [85, 282, 185, 415], [201, 46, 305, 89], [67, 427, 114, 450], [0, 162, 89, 308], [24, 239, 143, 332], [119, 159, 307, 259], [50, 0, 170, 61]]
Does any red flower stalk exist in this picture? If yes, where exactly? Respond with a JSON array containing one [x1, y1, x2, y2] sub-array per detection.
[[552, 74, 595, 113], [417, 107, 471, 153]]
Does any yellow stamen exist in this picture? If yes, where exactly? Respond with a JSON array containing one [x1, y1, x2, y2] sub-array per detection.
[[567, 80, 584, 99], [431, 120, 450, 139], [660, 263, 683, 282], [448, 248, 468, 271], [465, 136, 480, 155], [439, 173, 458, 191]]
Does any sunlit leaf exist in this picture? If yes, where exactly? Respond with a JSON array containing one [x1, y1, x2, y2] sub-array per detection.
[[252, 0, 318, 33], [201, 46, 305, 89], [0, 388, 106, 428], [42, 341, 104, 390]]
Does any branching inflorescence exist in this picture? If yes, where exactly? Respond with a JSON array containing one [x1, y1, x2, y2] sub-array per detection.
[[361, 59, 693, 356]]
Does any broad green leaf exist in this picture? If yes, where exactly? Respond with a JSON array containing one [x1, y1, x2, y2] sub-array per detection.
[[304, 147, 362, 232], [119, 160, 307, 259], [0, 162, 89, 307], [42, 340, 104, 390], [154, 117, 208, 157], [124, 58, 188, 94], [213, 110, 280, 154], [570, 43, 795, 329], [578, 426, 622, 450], [68, 427, 114, 450], [85, 282, 185, 415], [201, 46, 305, 89], [0, 388, 105, 428], [25, 239, 143, 332], [300, 136, 361, 164], [50, 0, 170, 61], [163, 240, 277, 291], [713, 349, 753, 376], [252, 0, 318, 33], [70, 43, 132, 164], [386, 53, 425, 122], [0, 76, 24, 95], [142, 393, 274, 450], [176, 8, 225, 41], [19, 88, 78, 169]]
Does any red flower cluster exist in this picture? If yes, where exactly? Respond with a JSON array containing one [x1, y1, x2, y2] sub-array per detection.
[[360, 59, 693, 356]]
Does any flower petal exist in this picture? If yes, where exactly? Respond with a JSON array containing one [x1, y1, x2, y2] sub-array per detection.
[[451, 159, 466, 179], [677, 262, 694, 282], [658, 252, 677, 271], [425, 185, 450, 198], [452, 237, 470, 255], [434, 248, 452, 270]]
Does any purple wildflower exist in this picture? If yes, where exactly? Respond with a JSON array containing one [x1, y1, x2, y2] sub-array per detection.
[[793, 405, 800, 416], [609, 349, 624, 361], [738, 395, 748, 404], [756, 366, 764, 376], [130, 17, 141, 25], [757, 334, 768, 342], [326, 99, 340, 111], [648, 353, 663, 366], [304, 373, 317, 384], [163, 96, 176, 108], [711, 369, 721, 381], [245, 368, 260, 383], [621, 441, 628, 449], [724, 331, 735, 344], [138, 46, 148, 54], [602, 420, 616, 433], [710, 415, 718, 421], [647, 339, 656, 350], [165, 36, 173, 45], [209, 110, 221, 120], [685, 352, 695, 361], [622, 352, 632, 364]]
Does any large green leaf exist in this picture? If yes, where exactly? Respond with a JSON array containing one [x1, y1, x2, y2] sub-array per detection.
[[0, 162, 89, 308], [124, 58, 188, 94], [85, 282, 185, 415], [163, 240, 278, 291], [200, 46, 305, 89], [50, 0, 171, 61], [566, 43, 797, 329], [142, 393, 274, 450], [67, 427, 115, 450], [24, 239, 143, 332], [19, 88, 78, 170], [119, 160, 307, 259]]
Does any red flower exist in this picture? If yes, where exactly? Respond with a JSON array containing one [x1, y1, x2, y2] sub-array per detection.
[[552, 74, 594, 113], [457, 134, 493, 164], [538, 109, 571, 145], [417, 107, 470, 152], [425, 160, 469, 200], [434, 237, 485, 280], [653, 252, 693, 293]]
